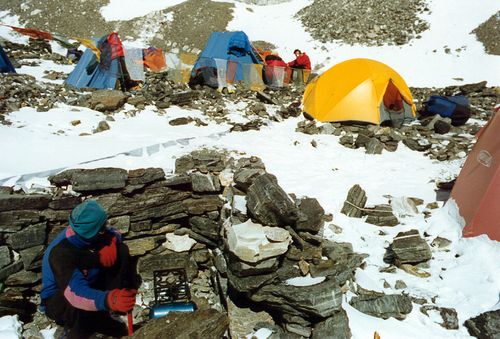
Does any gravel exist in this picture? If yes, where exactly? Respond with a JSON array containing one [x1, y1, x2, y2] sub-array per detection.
[[472, 11, 500, 56], [296, 0, 430, 46]]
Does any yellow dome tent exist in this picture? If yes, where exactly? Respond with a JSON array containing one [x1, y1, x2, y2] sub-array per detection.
[[302, 58, 416, 125]]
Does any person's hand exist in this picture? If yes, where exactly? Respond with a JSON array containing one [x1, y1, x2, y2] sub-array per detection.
[[99, 236, 117, 267], [107, 288, 137, 313]]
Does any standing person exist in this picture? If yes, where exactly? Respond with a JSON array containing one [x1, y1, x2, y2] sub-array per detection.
[[287, 49, 311, 83], [41, 200, 137, 339]]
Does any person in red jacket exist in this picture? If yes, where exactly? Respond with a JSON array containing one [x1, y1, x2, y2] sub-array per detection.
[[287, 49, 311, 83], [287, 49, 311, 70]]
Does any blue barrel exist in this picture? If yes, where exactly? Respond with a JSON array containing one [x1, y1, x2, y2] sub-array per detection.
[[149, 302, 196, 319]]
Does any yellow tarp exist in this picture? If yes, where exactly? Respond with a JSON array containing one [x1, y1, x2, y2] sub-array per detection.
[[303, 58, 416, 124]]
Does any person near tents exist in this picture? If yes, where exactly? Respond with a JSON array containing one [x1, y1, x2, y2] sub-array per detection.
[[287, 49, 311, 82], [41, 200, 138, 338], [264, 51, 287, 85]]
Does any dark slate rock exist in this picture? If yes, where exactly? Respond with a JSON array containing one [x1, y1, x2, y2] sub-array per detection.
[[40, 209, 72, 222], [365, 138, 384, 154], [251, 278, 343, 318], [459, 81, 487, 94], [0, 260, 23, 281], [355, 133, 371, 148], [350, 292, 413, 320], [190, 172, 221, 193], [0, 289, 37, 323], [433, 120, 451, 134], [464, 309, 500, 339], [295, 197, 325, 234], [0, 194, 51, 212], [246, 174, 298, 227], [312, 308, 352, 339], [0, 187, 13, 194], [384, 229, 432, 265], [162, 175, 192, 188], [5, 270, 41, 286], [6, 222, 46, 251], [48, 195, 81, 210], [365, 204, 399, 226], [19, 245, 44, 270], [340, 184, 367, 218], [402, 138, 432, 152], [233, 168, 266, 192], [189, 216, 219, 241], [175, 150, 226, 174], [226, 253, 279, 277], [131, 309, 228, 339], [137, 251, 198, 280], [170, 90, 199, 106], [89, 90, 127, 111], [235, 156, 266, 171], [309, 253, 366, 286], [130, 220, 151, 232], [127, 168, 165, 186], [0, 210, 40, 232], [182, 196, 225, 215], [169, 117, 192, 126], [285, 244, 322, 262], [227, 269, 278, 294], [0, 246, 11, 268], [420, 305, 459, 330], [108, 215, 130, 234], [49, 168, 127, 192]]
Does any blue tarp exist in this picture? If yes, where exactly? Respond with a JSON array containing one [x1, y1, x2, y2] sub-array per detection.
[[0, 45, 16, 73], [191, 31, 262, 84], [65, 47, 120, 90]]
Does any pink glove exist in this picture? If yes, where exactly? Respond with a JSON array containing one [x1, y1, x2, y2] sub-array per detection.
[[99, 236, 117, 267]]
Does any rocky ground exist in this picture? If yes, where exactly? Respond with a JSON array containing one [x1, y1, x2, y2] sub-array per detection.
[[1, 0, 497, 55], [297, 0, 430, 46], [472, 11, 500, 55]]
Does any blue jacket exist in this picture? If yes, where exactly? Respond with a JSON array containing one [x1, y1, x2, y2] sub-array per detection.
[[41, 226, 121, 311]]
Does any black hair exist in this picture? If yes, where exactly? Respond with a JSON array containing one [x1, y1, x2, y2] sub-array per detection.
[[294, 49, 301, 54]]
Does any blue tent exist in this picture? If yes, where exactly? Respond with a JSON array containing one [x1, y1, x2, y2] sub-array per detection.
[[191, 31, 263, 87], [65, 48, 120, 89], [0, 45, 16, 73]]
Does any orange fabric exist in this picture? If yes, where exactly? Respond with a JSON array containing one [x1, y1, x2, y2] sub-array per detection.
[[143, 48, 166, 72], [10, 25, 52, 40], [451, 112, 500, 241], [383, 80, 404, 111]]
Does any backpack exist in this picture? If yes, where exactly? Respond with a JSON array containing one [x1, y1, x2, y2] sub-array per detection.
[[423, 95, 471, 126]]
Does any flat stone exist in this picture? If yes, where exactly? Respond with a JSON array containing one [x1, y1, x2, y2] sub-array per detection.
[[0, 210, 40, 232], [162, 233, 197, 252], [190, 172, 221, 193], [124, 237, 158, 256], [384, 229, 432, 265], [350, 292, 413, 320], [295, 197, 325, 234], [189, 216, 220, 241], [0, 246, 11, 268], [0, 194, 51, 212], [127, 168, 165, 186], [48, 195, 81, 210], [131, 309, 228, 339], [19, 245, 44, 270], [49, 168, 128, 192], [312, 308, 352, 339], [6, 222, 46, 251], [5, 270, 41, 286], [251, 278, 343, 318]]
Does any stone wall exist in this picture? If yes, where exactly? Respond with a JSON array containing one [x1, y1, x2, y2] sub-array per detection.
[[0, 149, 368, 337]]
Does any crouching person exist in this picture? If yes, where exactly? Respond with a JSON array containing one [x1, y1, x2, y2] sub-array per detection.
[[41, 200, 138, 339]]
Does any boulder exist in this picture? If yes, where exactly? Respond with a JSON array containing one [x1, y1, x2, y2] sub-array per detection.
[[312, 308, 351, 339], [340, 184, 367, 218], [350, 291, 413, 320], [89, 90, 127, 111], [132, 309, 228, 339], [250, 278, 343, 318], [295, 197, 325, 234], [384, 229, 432, 265], [464, 309, 500, 339], [246, 174, 298, 227]]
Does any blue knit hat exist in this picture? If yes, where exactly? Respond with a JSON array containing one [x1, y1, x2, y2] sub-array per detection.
[[69, 200, 107, 239]]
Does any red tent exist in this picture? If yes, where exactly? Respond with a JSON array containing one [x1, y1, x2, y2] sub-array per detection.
[[450, 110, 500, 241]]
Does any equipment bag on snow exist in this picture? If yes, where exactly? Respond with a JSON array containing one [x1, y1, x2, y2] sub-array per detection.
[[423, 95, 471, 126]]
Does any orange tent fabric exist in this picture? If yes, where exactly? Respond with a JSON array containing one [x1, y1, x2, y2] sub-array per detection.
[[143, 48, 166, 72], [450, 111, 500, 241]]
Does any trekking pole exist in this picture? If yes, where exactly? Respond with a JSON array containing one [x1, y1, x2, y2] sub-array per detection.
[[127, 312, 133, 336]]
